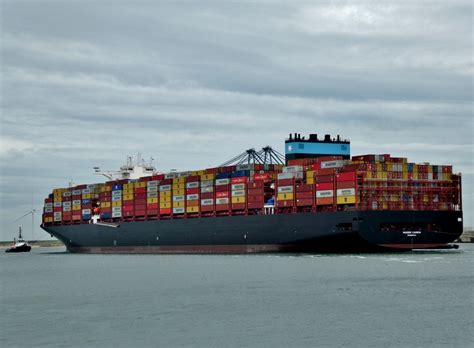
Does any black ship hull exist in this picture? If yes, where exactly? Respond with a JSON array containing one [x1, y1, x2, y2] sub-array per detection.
[[5, 245, 31, 253], [41, 211, 463, 253]]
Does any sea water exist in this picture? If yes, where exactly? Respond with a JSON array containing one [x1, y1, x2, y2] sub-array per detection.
[[1, 245, 473, 347]]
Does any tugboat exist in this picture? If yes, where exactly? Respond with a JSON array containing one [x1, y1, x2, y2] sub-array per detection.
[[5, 226, 32, 253]]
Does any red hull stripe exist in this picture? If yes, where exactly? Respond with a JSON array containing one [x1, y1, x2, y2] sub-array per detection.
[[69, 244, 297, 254], [378, 243, 446, 249]]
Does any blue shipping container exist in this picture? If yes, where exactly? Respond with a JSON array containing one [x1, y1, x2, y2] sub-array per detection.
[[216, 173, 231, 179], [100, 213, 111, 219], [112, 184, 123, 191], [82, 199, 91, 205], [231, 170, 250, 178]]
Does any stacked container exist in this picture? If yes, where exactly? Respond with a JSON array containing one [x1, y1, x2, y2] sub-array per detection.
[[215, 176, 231, 211], [186, 175, 200, 214], [172, 177, 186, 215], [111, 184, 123, 218], [159, 179, 172, 215], [200, 173, 215, 213], [147, 180, 159, 216], [231, 175, 247, 210], [99, 184, 112, 219], [336, 172, 357, 205], [134, 181, 147, 217]]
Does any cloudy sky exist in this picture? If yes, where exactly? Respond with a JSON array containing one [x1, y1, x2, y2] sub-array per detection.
[[1, 1, 472, 240]]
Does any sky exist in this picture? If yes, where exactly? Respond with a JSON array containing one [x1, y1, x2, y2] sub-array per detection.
[[0, 1, 472, 241]]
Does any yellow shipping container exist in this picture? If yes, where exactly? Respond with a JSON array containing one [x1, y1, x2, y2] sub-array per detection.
[[72, 204, 81, 210], [173, 189, 185, 195], [191, 170, 205, 176], [383, 202, 388, 210], [44, 217, 53, 223], [402, 172, 408, 180], [173, 201, 185, 208], [387, 163, 393, 172], [337, 196, 356, 204], [366, 172, 372, 179], [100, 185, 113, 192], [134, 182, 147, 188], [123, 194, 134, 201], [307, 177, 314, 185], [160, 202, 172, 209], [161, 191, 172, 197], [277, 193, 294, 200], [201, 173, 215, 181], [172, 183, 185, 190], [123, 188, 134, 195], [112, 201, 122, 207], [123, 183, 134, 190], [173, 177, 186, 184], [101, 202, 111, 208], [187, 206, 200, 213], [147, 198, 158, 204], [82, 193, 91, 199], [231, 197, 246, 204], [160, 196, 172, 203], [54, 196, 63, 203], [376, 163, 382, 171]]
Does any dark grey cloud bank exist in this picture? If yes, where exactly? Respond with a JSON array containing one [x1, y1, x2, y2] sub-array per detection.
[[1, 1, 472, 240]]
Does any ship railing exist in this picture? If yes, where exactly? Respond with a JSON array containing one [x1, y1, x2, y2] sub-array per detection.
[[264, 205, 275, 215]]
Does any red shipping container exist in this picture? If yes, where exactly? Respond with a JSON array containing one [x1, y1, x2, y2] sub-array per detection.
[[277, 200, 294, 207], [247, 188, 263, 196], [123, 200, 134, 206], [315, 175, 334, 183], [201, 205, 214, 212], [139, 176, 152, 182], [201, 192, 214, 199], [248, 202, 264, 209], [296, 198, 313, 206], [134, 199, 146, 205], [316, 183, 333, 190], [101, 208, 112, 213], [147, 203, 158, 209], [134, 187, 146, 194], [160, 208, 172, 215], [232, 203, 246, 210], [134, 193, 147, 199], [186, 188, 199, 195], [72, 195, 82, 200], [53, 207, 62, 212], [75, 184, 87, 189], [315, 168, 337, 175], [215, 204, 230, 211], [147, 209, 159, 215], [253, 174, 271, 182], [187, 200, 199, 207], [44, 198, 53, 203], [123, 206, 134, 212], [186, 175, 200, 183], [337, 181, 356, 189], [337, 172, 356, 182], [135, 210, 146, 216], [135, 204, 146, 211], [296, 184, 313, 192], [316, 197, 334, 205], [160, 179, 173, 185], [296, 191, 313, 199], [310, 163, 321, 170], [216, 191, 229, 198], [216, 186, 230, 193], [248, 181, 264, 188], [277, 179, 294, 186], [123, 211, 134, 217], [248, 195, 264, 203], [150, 174, 165, 180], [72, 215, 81, 220], [231, 177, 248, 184]]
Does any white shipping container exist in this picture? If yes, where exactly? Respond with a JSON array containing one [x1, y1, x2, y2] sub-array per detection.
[[277, 172, 303, 180], [82, 209, 91, 215], [428, 173, 433, 181], [215, 178, 230, 186], [336, 188, 356, 197], [173, 207, 185, 214], [112, 211, 122, 218], [201, 186, 214, 193], [201, 180, 214, 187], [147, 180, 159, 187], [53, 202, 62, 207], [231, 183, 246, 191], [112, 196, 122, 202], [44, 207, 53, 213], [45, 203, 53, 208], [173, 195, 185, 202], [147, 192, 158, 198], [201, 199, 214, 206], [72, 200, 81, 205], [316, 190, 334, 198], [186, 194, 199, 201], [72, 190, 82, 195], [62, 201, 71, 207], [282, 165, 303, 173], [231, 190, 245, 197], [82, 188, 92, 194], [159, 185, 172, 191], [216, 198, 229, 204], [177, 171, 192, 177], [63, 206, 71, 212], [112, 190, 122, 196], [53, 211, 62, 216], [147, 186, 158, 192], [53, 216, 62, 222], [236, 164, 254, 171], [321, 160, 344, 169], [277, 186, 294, 193], [164, 173, 177, 179], [112, 206, 122, 212], [62, 191, 72, 197], [186, 182, 200, 189]]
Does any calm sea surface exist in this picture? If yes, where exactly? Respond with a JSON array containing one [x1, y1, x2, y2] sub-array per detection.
[[1, 244, 473, 348]]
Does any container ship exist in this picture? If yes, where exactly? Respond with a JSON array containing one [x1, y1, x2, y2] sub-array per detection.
[[41, 133, 463, 253]]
